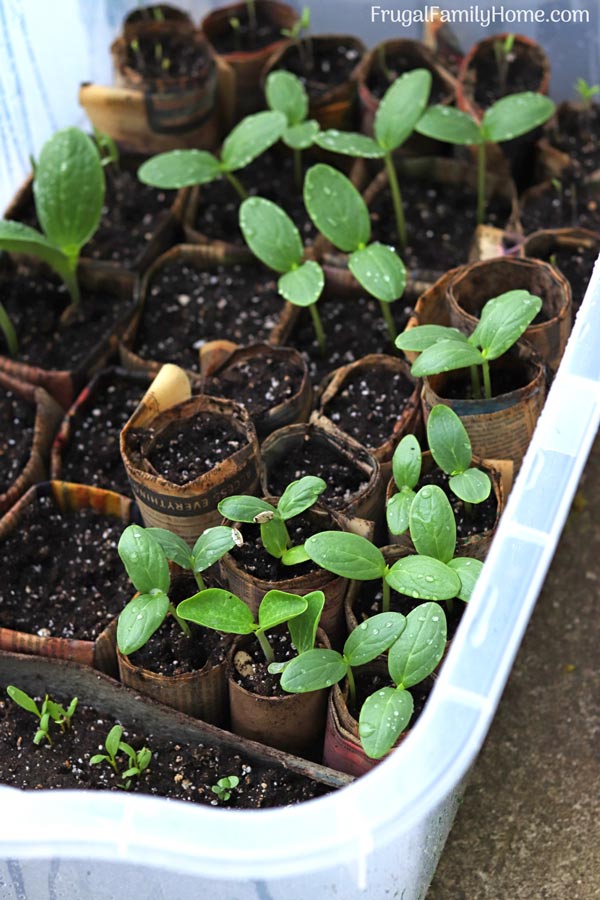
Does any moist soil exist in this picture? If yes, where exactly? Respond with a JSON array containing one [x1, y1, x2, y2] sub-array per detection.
[[0, 389, 35, 495], [350, 580, 464, 640], [124, 32, 209, 80], [366, 53, 450, 104], [519, 182, 600, 236], [0, 264, 127, 370], [290, 293, 412, 384], [275, 40, 362, 100], [58, 371, 149, 494], [232, 631, 296, 697], [228, 511, 333, 581], [0, 696, 329, 807], [134, 260, 285, 369], [265, 435, 370, 510], [145, 413, 245, 485], [0, 494, 130, 641], [208, 8, 284, 55], [322, 366, 415, 449], [203, 352, 304, 422], [418, 468, 498, 538], [469, 43, 545, 108], [528, 243, 598, 315], [547, 103, 600, 178]]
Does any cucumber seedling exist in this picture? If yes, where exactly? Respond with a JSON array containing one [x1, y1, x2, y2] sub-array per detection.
[[265, 70, 320, 189], [90, 724, 152, 790], [6, 686, 78, 746], [144, 524, 243, 590]]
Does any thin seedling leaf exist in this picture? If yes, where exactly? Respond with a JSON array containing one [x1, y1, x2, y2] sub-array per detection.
[[470, 290, 542, 360], [343, 612, 407, 667], [281, 544, 311, 565], [117, 590, 170, 655], [258, 590, 307, 631], [427, 404, 472, 475], [277, 475, 327, 520], [416, 105, 482, 145], [374, 68, 433, 151], [386, 555, 460, 601], [265, 70, 308, 125], [280, 648, 347, 693], [118, 525, 170, 595], [288, 590, 326, 654], [392, 434, 422, 490], [395, 324, 469, 353], [138, 149, 222, 188], [305, 531, 387, 580], [304, 164, 371, 252], [260, 515, 289, 558], [146, 528, 192, 569], [409, 485, 456, 563], [6, 686, 39, 717], [314, 130, 384, 158], [221, 110, 286, 171], [386, 489, 415, 536], [239, 197, 303, 273], [359, 687, 414, 759], [349, 242, 406, 303], [482, 92, 556, 144], [177, 589, 255, 634], [388, 603, 447, 688], [218, 495, 276, 524], [192, 526, 238, 574], [411, 340, 484, 377]]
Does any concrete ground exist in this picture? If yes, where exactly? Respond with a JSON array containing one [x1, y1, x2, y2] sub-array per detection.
[[427, 436, 600, 899]]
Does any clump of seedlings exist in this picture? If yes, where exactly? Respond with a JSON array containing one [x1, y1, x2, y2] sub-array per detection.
[[212, 774, 240, 803], [395, 289, 543, 399], [6, 686, 78, 746], [265, 70, 320, 189], [90, 724, 152, 790]]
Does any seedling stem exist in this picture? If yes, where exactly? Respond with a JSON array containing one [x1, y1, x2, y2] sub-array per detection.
[[384, 153, 407, 250]]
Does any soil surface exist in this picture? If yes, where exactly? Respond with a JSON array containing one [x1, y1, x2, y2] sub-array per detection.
[[469, 42, 546, 108], [527, 243, 598, 315], [208, 8, 284, 54], [419, 467, 498, 539], [0, 389, 35, 495], [146, 413, 245, 485], [322, 366, 415, 449], [0, 494, 129, 641], [228, 511, 331, 582], [276, 40, 362, 100], [232, 631, 296, 697], [350, 580, 463, 641], [0, 695, 329, 807], [519, 182, 600, 236], [58, 371, 148, 494], [366, 52, 450, 104], [203, 352, 304, 423], [546, 103, 600, 178], [124, 32, 208, 81], [134, 260, 285, 369]]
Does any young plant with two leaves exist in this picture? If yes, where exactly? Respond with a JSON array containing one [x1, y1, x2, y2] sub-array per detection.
[[90, 723, 152, 790], [395, 289, 543, 401], [265, 69, 319, 189], [6, 686, 77, 746]]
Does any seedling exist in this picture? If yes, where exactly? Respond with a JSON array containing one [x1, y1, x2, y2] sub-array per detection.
[[386, 434, 421, 537], [267, 589, 325, 676], [0, 128, 105, 306], [265, 70, 320, 189], [137, 110, 286, 200], [177, 587, 309, 665], [415, 91, 556, 223], [574, 77, 599, 108], [145, 524, 243, 589], [90, 724, 152, 790], [314, 69, 433, 249], [6, 686, 78, 746], [281, 6, 312, 70], [218, 476, 326, 564], [245, 0, 257, 35], [239, 197, 326, 353], [229, 16, 242, 50], [212, 774, 240, 802], [395, 289, 542, 400], [358, 603, 446, 758], [494, 33, 515, 95], [304, 163, 407, 341], [93, 126, 120, 171]]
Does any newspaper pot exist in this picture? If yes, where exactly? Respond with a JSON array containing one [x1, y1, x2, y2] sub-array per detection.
[[261, 34, 366, 131], [0, 481, 137, 675], [446, 256, 572, 375], [0, 371, 63, 516], [201, 0, 298, 119], [121, 386, 261, 544], [521, 227, 600, 313], [219, 502, 349, 646], [312, 354, 422, 483], [227, 629, 330, 758]]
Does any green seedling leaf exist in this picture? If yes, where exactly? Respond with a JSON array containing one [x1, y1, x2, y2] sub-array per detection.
[[374, 69, 433, 151], [136, 747, 152, 772], [278, 260, 324, 307], [258, 590, 307, 631], [386, 489, 415, 536], [281, 544, 310, 566], [411, 340, 484, 377], [305, 531, 387, 580], [118, 525, 170, 595], [448, 557, 484, 602], [177, 589, 255, 634], [392, 434, 422, 490], [260, 514, 290, 558], [315, 130, 384, 158], [284, 120, 320, 150], [395, 324, 468, 353], [34, 714, 51, 745], [416, 105, 482, 145], [6, 686, 40, 717], [388, 603, 447, 688], [0, 220, 71, 275], [449, 468, 492, 504], [427, 404, 472, 475], [482, 92, 556, 144], [266, 70, 308, 125], [470, 290, 542, 360], [146, 528, 193, 569], [288, 590, 326, 654], [386, 555, 460, 601], [359, 687, 414, 759], [239, 197, 303, 272], [218, 495, 276, 524], [304, 164, 371, 252], [221, 110, 286, 171], [192, 526, 239, 574], [277, 475, 327, 520], [138, 150, 222, 188], [106, 725, 123, 760], [349, 242, 406, 303], [343, 612, 407, 666], [280, 648, 348, 693], [117, 590, 170, 655], [409, 485, 456, 563]]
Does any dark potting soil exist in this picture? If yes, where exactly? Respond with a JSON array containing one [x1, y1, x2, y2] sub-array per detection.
[[470, 43, 545, 108], [208, 8, 284, 54], [203, 353, 304, 420], [265, 435, 370, 510], [351, 580, 463, 641], [133, 261, 285, 369], [0, 389, 35, 495], [59, 372, 148, 494], [368, 178, 513, 272], [351, 670, 432, 725], [519, 183, 600, 236], [146, 413, 245, 485], [124, 32, 209, 80], [0, 494, 129, 641], [275, 40, 362, 101], [532, 244, 598, 315], [232, 631, 296, 697], [0, 265, 128, 370], [437, 363, 531, 400], [228, 512, 333, 581], [366, 53, 450, 104], [322, 366, 415, 449], [0, 695, 329, 807], [419, 468, 498, 538], [547, 104, 600, 178], [290, 294, 412, 384]]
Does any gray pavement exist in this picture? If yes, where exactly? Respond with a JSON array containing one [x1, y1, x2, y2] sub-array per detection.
[[428, 436, 600, 899]]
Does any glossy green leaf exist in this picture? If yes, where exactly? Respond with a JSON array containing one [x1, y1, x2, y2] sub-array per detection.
[[349, 242, 406, 303], [449, 468, 492, 504], [359, 687, 414, 759], [281, 544, 311, 566], [386, 555, 460, 601], [106, 725, 123, 760], [448, 557, 484, 602], [284, 120, 320, 150], [411, 340, 484, 377], [392, 434, 422, 490], [343, 612, 407, 666], [6, 686, 39, 717], [374, 69, 433, 151], [409, 485, 456, 563], [258, 590, 308, 632], [260, 515, 290, 558], [0, 221, 73, 286], [482, 92, 556, 144], [280, 648, 348, 693], [192, 526, 238, 574], [118, 525, 170, 595], [176, 589, 255, 634], [277, 475, 327, 520], [138, 149, 222, 189], [314, 130, 384, 158], [218, 495, 276, 524], [278, 261, 324, 307], [470, 290, 542, 360], [388, 603, 447, 688], [288, 590, 325, 654], [304, 164, 371, 253], [265, 70, 308, 125], [221, 110, 286, 171], [239, 197, 302, 273], [117, 590, 170, 655], [305, 531, 387, 580], [395, 324, 468, 353], [386, 489, 415, 536], [427, 404, 472, 475], [146, 528, 192, 569], [416, 105, 482, 145]]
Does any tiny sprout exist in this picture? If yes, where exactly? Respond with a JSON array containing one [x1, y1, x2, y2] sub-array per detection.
[[575, 77, 600, 108], [90, 724, 152, 790], [211, 774, 240, 802], [229, 16, 242, 50], [282, 5, 310, 41], [494, 33, 515, 94], [426, 405, 491, 509], [6, 686, 78, 746], [93, 127, 120, 171]]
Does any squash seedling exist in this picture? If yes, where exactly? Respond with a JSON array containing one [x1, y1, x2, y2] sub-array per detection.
[[395, 289, 543, 400], [314, 69, 433, 250], [267, 589, 326, 676], [239, 196, 326, 353], [145, 524, 243, 590], [265, 70, 320, 189], [415, 92, 556, 224], [90, 724, 152, 790], [386, 434, 421, 537], [304, 163, 407, 341], [6, 686, 78, 746], [218, 475, 326, 565], [212, 774, 240, 802], [137, 110, 286, 199]]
